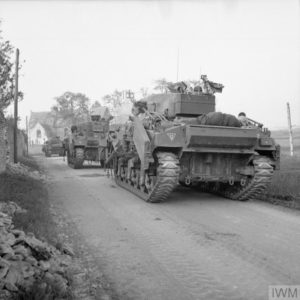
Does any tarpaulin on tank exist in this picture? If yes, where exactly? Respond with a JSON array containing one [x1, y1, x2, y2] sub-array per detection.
[[197, 112, 241, 127]]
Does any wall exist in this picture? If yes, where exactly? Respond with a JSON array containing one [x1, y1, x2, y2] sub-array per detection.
[[7, 124, 28, 162], [0, 113, 6, 173]]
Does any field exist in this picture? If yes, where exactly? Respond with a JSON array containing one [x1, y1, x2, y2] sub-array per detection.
[[264, 127, 300, 207]]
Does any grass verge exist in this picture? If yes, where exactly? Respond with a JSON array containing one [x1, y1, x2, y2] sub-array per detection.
[[0, 156, 57, 244], [263, 154, 300, 209]]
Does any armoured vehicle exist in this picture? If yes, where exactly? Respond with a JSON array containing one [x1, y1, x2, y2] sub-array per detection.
[[42, 137, 65, 157], [107, 77, 280, 202], [65, 107, 112, 169]]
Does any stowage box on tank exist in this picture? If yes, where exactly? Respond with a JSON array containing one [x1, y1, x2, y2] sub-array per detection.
[[146, 93, 215, 117]]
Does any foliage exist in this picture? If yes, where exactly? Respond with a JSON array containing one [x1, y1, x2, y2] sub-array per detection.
[[53, 92, 90, 123], [153, 78, 171, 94], [90, 100, 102, 112], [102, 89, 123, 108], [0, 25, 23, 112]]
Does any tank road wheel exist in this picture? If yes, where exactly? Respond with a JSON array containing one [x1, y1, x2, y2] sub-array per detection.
[[134, 170, 140, 189], [120, 166, 127, 182], [145, 173, 156, 193], [114, 152, 180, 203], [130, 168, 139, 188], [74, 148, 85, 169]]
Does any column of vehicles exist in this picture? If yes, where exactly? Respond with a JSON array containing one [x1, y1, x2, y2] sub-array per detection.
[[49, 77, 281, 203]]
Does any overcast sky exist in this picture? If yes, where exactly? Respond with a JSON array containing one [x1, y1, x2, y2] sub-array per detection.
[[1, 0, 299, 129]]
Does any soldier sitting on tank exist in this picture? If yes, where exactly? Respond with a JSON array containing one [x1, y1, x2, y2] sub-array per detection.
[[131, 101, 147, 119], [238, 112, 251, 126]]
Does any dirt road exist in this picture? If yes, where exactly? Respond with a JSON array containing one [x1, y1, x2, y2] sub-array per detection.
[[40, 156, 300, 300]]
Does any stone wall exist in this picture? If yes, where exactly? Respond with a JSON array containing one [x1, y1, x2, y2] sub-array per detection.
[[0, 119, 28, 174], [7, 123, 28, 162]]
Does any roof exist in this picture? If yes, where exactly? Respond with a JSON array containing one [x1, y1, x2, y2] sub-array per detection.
[[29, 111, 52, 129], [29, 111, 56, 138]]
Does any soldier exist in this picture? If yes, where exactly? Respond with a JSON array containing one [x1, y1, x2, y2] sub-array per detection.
[[238, 112, 250, 126]]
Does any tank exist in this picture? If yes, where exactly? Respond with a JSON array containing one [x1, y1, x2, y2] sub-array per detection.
[[42, 137, 65, 157], [65, 106, 112, 169], [106, 77, 280, 202]]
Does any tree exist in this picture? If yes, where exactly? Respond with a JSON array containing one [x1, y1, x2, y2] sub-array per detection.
[[153, 78, 171, 94], [102, 90, 123, 109], [53, 92, 90, 124], [90, 100, 102, 113], [0, 25, 22, 172]]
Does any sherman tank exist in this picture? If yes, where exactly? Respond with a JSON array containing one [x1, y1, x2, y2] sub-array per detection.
[[42, 137, 65, 157], [65, 106, 112, 169], [106, 77, 280, 202]]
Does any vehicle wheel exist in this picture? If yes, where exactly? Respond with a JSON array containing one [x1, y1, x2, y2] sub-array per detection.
[[74, 148, 84, 169]]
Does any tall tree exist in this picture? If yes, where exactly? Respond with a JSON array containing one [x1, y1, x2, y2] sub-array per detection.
[[53, 92, 90, 124], [102, 90, 123, 109], [0, 25, 22, 172], [90, 100, 102, 112], [153, 78, 171, 94]]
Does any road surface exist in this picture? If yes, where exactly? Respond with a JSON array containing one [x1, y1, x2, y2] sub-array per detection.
[[39, 156, 300, 300]]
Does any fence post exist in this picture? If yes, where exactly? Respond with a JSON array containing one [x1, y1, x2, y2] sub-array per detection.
[[287, 102, 294, 156]]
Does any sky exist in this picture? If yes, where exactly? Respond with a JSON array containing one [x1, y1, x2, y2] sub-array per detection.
[[0, 0, 299, 129]]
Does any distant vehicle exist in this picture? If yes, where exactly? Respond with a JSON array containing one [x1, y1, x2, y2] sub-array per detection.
[[106, 77, 280, 203], [42, 137, 65, 157], [64, 106, 112, 169]]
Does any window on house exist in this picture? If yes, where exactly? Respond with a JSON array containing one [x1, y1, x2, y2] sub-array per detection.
[[36, 129, 41, 138]]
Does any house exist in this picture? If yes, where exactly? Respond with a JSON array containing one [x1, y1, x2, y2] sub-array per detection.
[[28, 111, 73, 145], [28, 112, 55, 145]]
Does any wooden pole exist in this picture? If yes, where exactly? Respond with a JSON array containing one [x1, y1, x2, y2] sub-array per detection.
[[26, 116, 29, 156], [176, 48, 179, 82], [13, 49, 19, 163], [287, 102, 294, 156]]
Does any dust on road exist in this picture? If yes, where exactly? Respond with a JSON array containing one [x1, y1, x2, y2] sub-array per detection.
[[40, 156, 300, 300]]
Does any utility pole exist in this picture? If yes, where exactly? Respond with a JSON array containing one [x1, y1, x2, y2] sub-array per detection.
[[13, 49, 19, 163], [26, 116, 29, 156], [287, 102, 294, 156]]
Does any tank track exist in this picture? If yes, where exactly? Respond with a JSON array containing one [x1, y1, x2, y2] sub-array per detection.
[[204, 156, 274, 201], [67, 148, 84, 169], [115, 152, 180, 203]]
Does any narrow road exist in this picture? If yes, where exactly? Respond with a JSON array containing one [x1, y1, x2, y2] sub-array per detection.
[[40, 156, 300, 300]]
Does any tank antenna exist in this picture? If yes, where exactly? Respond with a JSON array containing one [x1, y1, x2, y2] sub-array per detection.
[[176, 47, 179, 81]]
